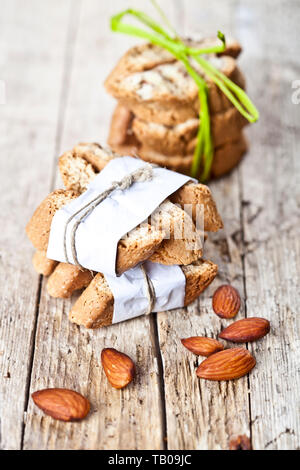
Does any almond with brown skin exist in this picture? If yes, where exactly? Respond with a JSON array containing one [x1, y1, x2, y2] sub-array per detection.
[[196, 347, 256, 381], [32, 388, 90, 422], [219, 317, 270, 343], [181, 336, 224, 356], [101, 348, 135, 389], [229, 434, 252, 450], [212, 285, 241, 319]]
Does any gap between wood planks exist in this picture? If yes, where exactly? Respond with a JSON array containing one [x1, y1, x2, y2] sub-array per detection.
[[20, 0, 82, 450], [20, 275, 42, 449], [152, 314, 168, 450], [238, 166, 253, 447]]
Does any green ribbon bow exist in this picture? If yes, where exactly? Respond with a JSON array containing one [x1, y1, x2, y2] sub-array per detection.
[[110, 3, 259, 182]]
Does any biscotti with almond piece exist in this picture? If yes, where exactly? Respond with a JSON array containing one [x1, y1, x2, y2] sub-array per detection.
[[69, 259, 218, 328], [47, 263, 93, 298], [131, 117, 199, 156], [135, 133, 248, 178], [73, 142, 118, 171], [59, 143, 121, 193], [107, 105, 248, 178], [170, 182, 223, 232], [211, 134, 248, 177], [105, 47, 245, 125], [59, 150, 98, 194], [105, 39, 241, 82], [131, 107, 247, 156], [32, 250, 58, 276], [112, 134, 247, 177], [26, 189, 79, 252], [148, 200, 203, 265], [108, 104, 137, 149], [26, 190, 165, 275]]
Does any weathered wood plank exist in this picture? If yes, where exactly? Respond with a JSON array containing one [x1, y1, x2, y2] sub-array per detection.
[[24, 292, 165, 450], [23, 0, 166, 450], [156, 0, 251, 450], [3, 0, 300, 450], [0, 0, 72, 450], [157, 175, 251, 450], [238, 0, 300, 450]]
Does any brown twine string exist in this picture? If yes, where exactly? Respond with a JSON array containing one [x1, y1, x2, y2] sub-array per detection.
[[63, 163, 154, 269]]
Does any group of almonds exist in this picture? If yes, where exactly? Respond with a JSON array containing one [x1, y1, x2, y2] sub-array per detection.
[[183, 284, 270, 380], [32, 284, 270, 422]]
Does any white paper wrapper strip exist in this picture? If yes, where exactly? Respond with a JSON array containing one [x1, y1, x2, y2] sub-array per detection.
[[105, 261, 186, 324], [47, 156, 193, 276]]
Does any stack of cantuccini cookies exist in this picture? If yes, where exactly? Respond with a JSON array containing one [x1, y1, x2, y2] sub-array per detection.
[[105, 37, 249, 178], [26, 143, 223, 329]]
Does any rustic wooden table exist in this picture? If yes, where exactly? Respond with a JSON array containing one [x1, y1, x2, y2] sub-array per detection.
[[0, 0, 299, 450]]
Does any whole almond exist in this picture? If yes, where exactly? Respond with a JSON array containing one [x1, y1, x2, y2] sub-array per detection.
[[32, 388, 90, 422], [181, 337, 224, 356], [212, 285, 241, 319], [219, 317, 270, 343], [229, 434, 252, 450], [101, 348, 135, 389], [196, 347, 256, 381]]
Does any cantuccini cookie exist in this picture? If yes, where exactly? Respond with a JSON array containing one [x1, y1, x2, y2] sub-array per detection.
[[112, 133, 248, 179], [26, 189, 166, 275], [47, 263, 93, 298], [32, 250, 58, 276], [131, 107, 247, 155], [69, 259, 218, 328], [105, 43, 245, 125], [107, 101, 248, 178], [105, 38, 241, 80]]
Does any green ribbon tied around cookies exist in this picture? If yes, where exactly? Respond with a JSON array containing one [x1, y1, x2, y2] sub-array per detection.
[[110, 2, 259, 182]]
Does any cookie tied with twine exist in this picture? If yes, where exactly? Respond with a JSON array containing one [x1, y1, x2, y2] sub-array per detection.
[[63, 163, 154, 269], [110, 1, 259, 181]]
